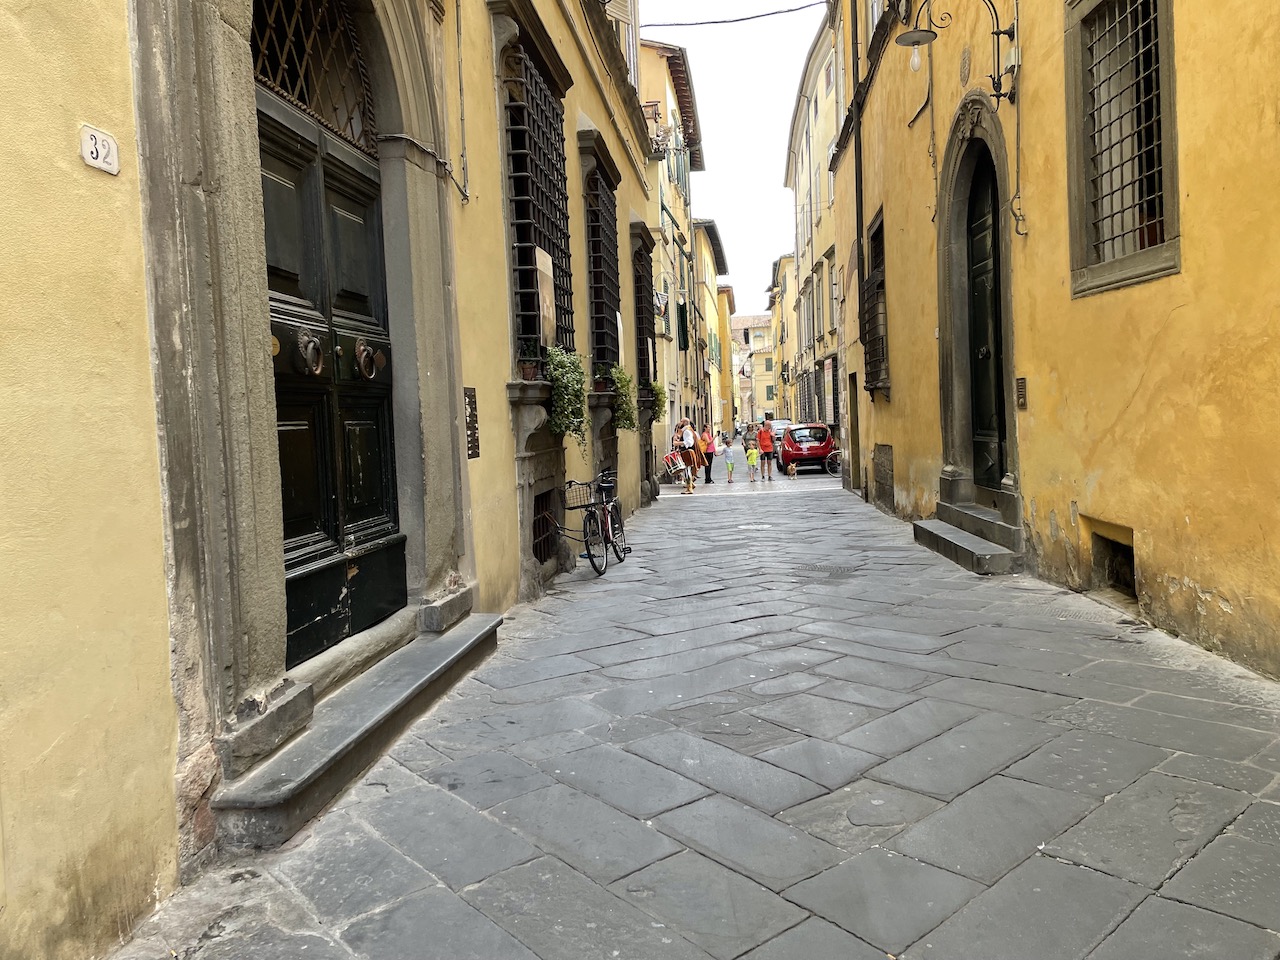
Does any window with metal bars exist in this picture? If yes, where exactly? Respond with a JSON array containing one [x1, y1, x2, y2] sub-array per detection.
[[586, 169, 621, 369], [504, 46, 574, 358], [632, 231, 656, 386], [252, 0, 377, 155], [860, 219, 889, 394], [1067, 0, 1179, 295], [531, 490, 559, 564]]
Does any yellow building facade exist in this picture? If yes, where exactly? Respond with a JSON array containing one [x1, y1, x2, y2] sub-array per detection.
[[769, 254, 800, 421], [1, 0, 673, 955], [831, 0, 1280, 675], [694, 219, 731, 434]]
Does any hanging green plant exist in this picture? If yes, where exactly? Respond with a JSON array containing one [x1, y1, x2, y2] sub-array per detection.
[[645, 379, 667, 412], [545, 345, 588, 451], [611, 364, 638, 432]]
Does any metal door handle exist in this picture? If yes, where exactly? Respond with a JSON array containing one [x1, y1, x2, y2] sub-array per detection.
[[977, 346, 991, 359], [354, 339, 377, 380], [297, 329, 324, 376]]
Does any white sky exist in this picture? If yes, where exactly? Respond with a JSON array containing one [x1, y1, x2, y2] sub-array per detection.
[[639, 0, 827, 315]]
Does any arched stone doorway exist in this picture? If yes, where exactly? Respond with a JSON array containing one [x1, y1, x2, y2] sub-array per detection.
[[936, 95, 1020, 529]]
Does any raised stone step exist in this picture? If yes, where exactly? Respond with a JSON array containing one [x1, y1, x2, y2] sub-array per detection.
[[913, 519, 1017, 575], [212, 613, 500, 850], [936, 500, 1023, 552]]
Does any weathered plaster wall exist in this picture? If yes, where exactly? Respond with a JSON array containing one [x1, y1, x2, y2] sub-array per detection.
[[0, 0, 178, 955]]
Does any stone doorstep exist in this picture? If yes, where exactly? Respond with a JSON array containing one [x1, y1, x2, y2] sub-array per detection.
[[211, 613, 501, 851], [913, 518, 1018, 576]]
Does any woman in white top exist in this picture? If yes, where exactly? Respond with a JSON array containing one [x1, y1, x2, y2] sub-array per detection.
[[678, 420, 699, 494]]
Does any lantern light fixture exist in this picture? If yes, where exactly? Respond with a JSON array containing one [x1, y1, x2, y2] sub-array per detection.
[[895, 1, 1018, 103]]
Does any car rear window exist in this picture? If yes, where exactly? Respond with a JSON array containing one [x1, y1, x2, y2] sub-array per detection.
[[789, 427, 828, 443]]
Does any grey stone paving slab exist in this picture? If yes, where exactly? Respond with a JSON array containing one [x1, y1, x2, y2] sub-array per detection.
[[814, 655, 942, 690], [628, 730, 825, 813], [424, 699, 616, 757], [868, 712, 1059, 800], [1253, 738, 1280, 772], [177, 926, 353, 960], [837, 697, 980, 758], [330, 755, 430, 811], [506, 730, 598, 763], [739, 918, 886, 960], [485, 670, 618, 705], [464, 858, 714, 960], [886, 775, 1097, 883], [784, 847, 983, 954], [686, 711, 803, 754], [424, 752, 554, 810], [387, 734, 449, 775], [582, 623, 763, 666], [1157, 753, 1278, 793], [943, 637, 1097, 674], [798, 621, 962, 652], [965, 662, 1144, 704], [1085, 896, 1280, 960], [776, 783, 925, 852], [746, 646, 842, 671], [510, 625, 649, 658], [609, 851, 807, 960], [654, 795, 844, 890], [270, 814, 433, 923], [749, 672, 827, 696], [747, 693, 882, 740], [849, 613, 982, 638], [475, 654, 598, 689], [757, 737, 881, 789], [1161, 835, 1280, 930], [1072, 659, 1263, 702], [908, 856, 1146, 960], [489, 783, 680, 883], [919, 676, 1078, 717], [341, 886, 538, 960], [1132, 692, 1280, 733], [655, 690, 763, 727], [1045, 772, 1250, 886], [584, 714, 675, 743], [536, 743, 710, 818], [1230, 801, 1280, 845], [356, 784, 538, 890], [1051, 701, 1276, 761], [588, 659, 768, 716], [599, 641, 758, 680], [1006, 730, 1168, 797], [810, 678, 919, 710]]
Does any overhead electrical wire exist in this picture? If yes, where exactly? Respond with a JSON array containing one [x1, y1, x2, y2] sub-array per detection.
[[640, 2, 826, 28]]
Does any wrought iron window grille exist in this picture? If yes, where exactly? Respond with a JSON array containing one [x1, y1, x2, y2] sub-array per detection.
[[586, 169, 621, 370]]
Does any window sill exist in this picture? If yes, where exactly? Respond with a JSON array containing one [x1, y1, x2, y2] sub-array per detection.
[[1071, 238, 1181, 299]]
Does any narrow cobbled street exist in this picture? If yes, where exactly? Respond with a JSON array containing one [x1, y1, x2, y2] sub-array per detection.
[[116, 477, 1280, 960]]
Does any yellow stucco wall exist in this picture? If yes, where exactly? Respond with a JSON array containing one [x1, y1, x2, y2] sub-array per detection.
[[839, 0, 1280, 673], [0, 1, 179, 956], [449, 0, 649, 613]]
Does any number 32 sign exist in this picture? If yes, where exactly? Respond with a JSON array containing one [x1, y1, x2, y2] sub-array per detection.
[[80, 125, 120, 176]]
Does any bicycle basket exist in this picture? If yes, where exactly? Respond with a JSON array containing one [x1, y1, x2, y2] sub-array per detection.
[[561, 482, 598, 511]]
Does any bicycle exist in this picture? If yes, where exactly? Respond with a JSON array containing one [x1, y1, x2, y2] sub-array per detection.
[[558, 471, 630, 576], [825, 448, 843, 477]]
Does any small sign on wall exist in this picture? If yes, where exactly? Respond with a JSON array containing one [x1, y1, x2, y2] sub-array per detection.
[[464, 387, 480, 459], [80, 125, 120, 175]]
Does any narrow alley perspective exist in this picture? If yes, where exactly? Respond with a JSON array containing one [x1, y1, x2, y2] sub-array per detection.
[[5, 0, 1280, 957]]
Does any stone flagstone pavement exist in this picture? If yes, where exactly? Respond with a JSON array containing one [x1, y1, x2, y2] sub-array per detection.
[[113, 477, 1280, 960]]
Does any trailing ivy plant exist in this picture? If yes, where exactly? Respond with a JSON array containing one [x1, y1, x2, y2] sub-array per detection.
[[611, 364, 638, 432], [646, 379, 667, 412], [545, 345, 588, 451]]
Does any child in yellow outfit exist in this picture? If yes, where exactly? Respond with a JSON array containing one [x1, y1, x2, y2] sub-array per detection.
[[746, 442, 760, 482]]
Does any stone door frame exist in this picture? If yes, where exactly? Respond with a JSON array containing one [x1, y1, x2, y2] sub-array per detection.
[[935, 93, 1020, 517]]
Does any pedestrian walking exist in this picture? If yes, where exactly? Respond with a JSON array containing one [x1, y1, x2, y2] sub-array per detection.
[[701, 424, 717, 484], [676, 418, 700, 494], [758, 417, 776, 481], [724, 443, 736, 483], [746, 440, 760, 482]]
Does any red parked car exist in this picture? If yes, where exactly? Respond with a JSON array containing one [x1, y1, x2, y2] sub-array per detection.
[[779, 423, 835, 472]]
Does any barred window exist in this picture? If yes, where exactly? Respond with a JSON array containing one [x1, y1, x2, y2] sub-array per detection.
[[504, 46, 574, 358], [1067, 0, 1179, 295], [860, 220, 889, 394], [586, 169, 620, 368], [632, 227, 656, 386]]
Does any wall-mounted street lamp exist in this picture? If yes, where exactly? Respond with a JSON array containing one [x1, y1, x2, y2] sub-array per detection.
[[895, 1, 1018, 104]]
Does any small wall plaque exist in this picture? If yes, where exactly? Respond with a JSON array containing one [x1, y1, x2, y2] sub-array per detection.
[[1015, 377, 1028, 410], [80, 125, 120, 175], [464, 387, 480, 459]]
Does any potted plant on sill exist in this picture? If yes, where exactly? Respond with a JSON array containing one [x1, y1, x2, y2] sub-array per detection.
[[545, 345, 588, 452], [611, 364, 638, 432], [592, 363, 614, 394], [517, 342, 542, 381]]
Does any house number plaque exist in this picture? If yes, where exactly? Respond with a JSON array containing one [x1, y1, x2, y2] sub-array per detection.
[[80, 125, 121, 176], [464, 387, 480, 459]]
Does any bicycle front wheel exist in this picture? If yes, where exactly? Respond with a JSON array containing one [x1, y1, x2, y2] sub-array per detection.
[[583, 510, 608, 575], [608, 501, 628, 563], [825, 451, 841, 476]]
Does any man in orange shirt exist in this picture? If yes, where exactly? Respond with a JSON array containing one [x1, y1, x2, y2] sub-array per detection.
[[757, 418, 775, 481]]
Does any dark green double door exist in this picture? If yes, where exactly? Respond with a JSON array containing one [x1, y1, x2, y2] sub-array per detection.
[[258, 91, 406, 668], [966, 159, 1008, 493]]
